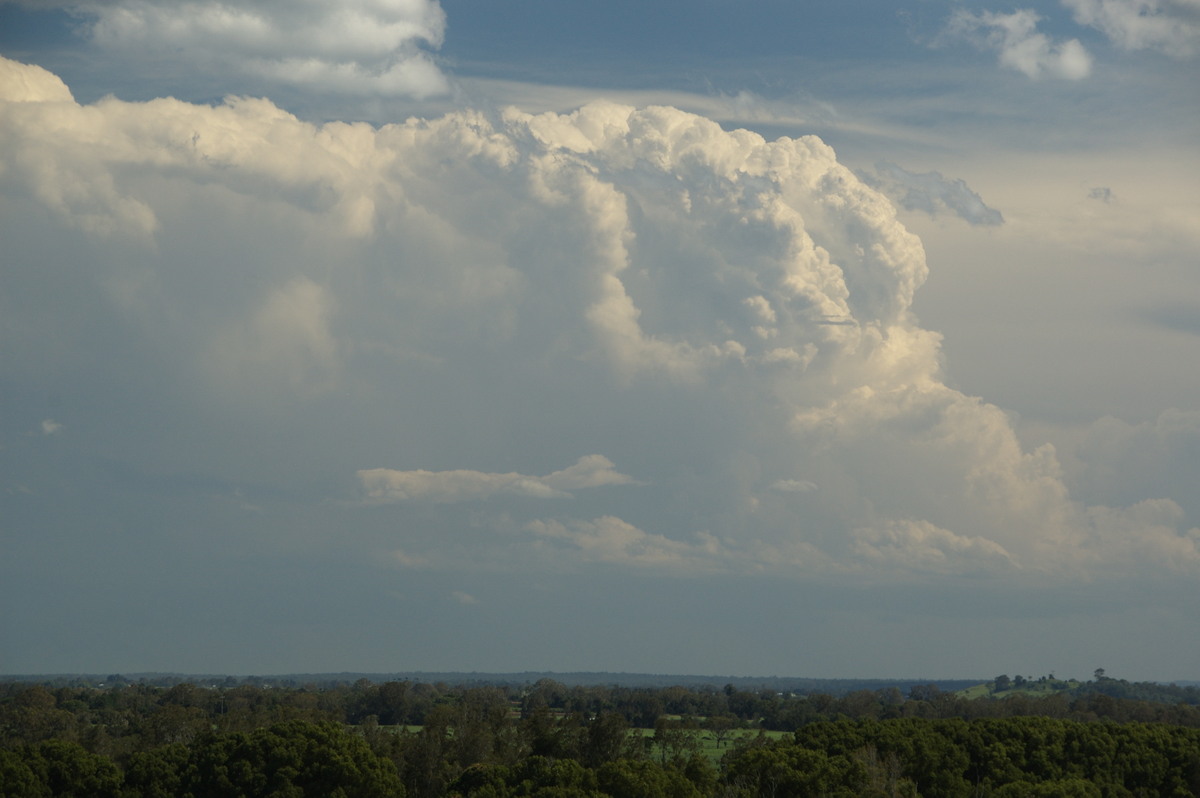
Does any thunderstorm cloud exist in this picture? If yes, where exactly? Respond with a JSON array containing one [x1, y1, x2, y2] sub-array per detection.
[[2, 55, 1198, 594]]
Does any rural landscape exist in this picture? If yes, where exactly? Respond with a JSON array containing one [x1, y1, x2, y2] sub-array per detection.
[[3, 670, 1199, 796]]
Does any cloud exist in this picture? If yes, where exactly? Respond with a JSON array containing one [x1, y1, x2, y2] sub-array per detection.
[[948, 8, 1093, 79], [357, 456, 634, 503], [206, 277, 339, 395], [1063, 0, 1200, 57], [392, 549, 431, 568], [865, 162, 1004, 226], [51, 0, 450, 98], [40, 419, 65, 435], [0, 56, 74, 103], [1069, 409, 1200, 523], [3, 56, 1196, 587], [852, 519, 1019, 575], [1136, 303, 1200, 337], [528, 516, 728, 572], [770, 479, 818, 494]]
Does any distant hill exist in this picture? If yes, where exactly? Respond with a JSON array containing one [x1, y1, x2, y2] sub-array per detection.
[[9, 671, 1195, 702], [2, 670, 981, 695], [958, 674, 1200, 706]]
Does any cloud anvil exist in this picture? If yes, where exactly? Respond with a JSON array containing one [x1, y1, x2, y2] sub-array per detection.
[[2, 0, 1199, 680]]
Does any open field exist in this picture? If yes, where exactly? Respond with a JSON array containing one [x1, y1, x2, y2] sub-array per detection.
[[956, 679, 1083, 700], [629, 727, 792, 763]]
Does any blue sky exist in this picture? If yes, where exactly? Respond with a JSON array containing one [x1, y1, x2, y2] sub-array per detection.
[[1, 0, 1198, 681]]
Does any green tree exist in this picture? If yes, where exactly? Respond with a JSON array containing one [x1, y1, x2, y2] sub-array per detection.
[[596, 759, 701, 798], [20, 740, 122, 798], [183, 720, 404, 798], [0, 748, 50, 798]]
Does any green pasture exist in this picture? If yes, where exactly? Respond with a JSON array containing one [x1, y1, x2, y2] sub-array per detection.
[[630, 727, 791, 763], [956, 680, 1083, 699]]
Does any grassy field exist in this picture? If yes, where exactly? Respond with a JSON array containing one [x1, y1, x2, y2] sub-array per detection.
[[630, 727, 791, 763], [956, 679, 1082, 699]]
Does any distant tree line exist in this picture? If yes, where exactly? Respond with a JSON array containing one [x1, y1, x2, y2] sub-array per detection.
[[2, 677, 1199, 796]]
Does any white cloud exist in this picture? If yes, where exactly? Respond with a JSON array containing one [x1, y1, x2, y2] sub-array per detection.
[[358, 456, 634, 503], [40, 419, 65, 435], [392, 548, 431, 568], [206, 277, 339, 395], [770, 479, 817, 493], [1067, 409, 1200, 523], [852, 519, 1019, 575], [1063, 0, 1200, 57], [865, 162, 1004, 226], [541, 454, 641, 491], [528, 516, 728, 572], [1084, 499, 1200, 574], [0, 57, 74, 103], [3, 56, 1196, 586], [58, 0, 450, 98], [949, 9, 1093, 79]]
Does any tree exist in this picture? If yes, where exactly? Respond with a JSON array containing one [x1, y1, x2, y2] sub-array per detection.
[[582, 712, 632, 768], [596, 759, 701, 798], [703, 714, 737, 749], [0, 748, 49, 798], [184, 720, 404, 798], [19, 740, 121, 798]]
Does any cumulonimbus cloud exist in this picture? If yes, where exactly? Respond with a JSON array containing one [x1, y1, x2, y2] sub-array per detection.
[[3, 56, 1196, 581]]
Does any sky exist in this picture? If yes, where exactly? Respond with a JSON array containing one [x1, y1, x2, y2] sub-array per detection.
[[1, 0, 1198, 682]]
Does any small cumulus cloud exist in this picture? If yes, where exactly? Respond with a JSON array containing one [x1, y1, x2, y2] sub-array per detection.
[[40, 419, 65, 435], [52, 0, 451, 98], [770, 479, 818, 494], [358, 456, 635, 504], [865, 162, 1004, 226], [852, 519, 1020, 575], [528, 516, 729, 572], [451, 590, 478, 605], [948, 8, 1093, 79], [1063, 0, 1200, 57], [392, 549, 431, 569]]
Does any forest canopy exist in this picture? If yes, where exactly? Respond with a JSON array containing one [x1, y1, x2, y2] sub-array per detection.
[[2, 674, 1198, 797]]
